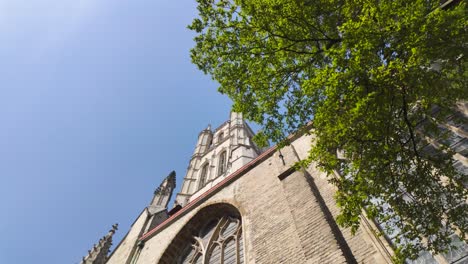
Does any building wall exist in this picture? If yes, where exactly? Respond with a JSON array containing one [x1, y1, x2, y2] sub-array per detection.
[[107, 209, 149, 264], [126, 133, 390, 264]]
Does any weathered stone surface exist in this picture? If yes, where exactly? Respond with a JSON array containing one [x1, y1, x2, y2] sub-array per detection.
[[106, 115, 392, 264]]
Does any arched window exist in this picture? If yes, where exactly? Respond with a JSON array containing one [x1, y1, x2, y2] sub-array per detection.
[[199, 164, 209, 190], [159, 203, 243, 264], [179, 216, 244, 264], [218, 151, 227, 176], [218, 132, 224, 143]]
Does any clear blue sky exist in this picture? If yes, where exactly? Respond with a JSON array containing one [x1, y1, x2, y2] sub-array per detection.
[[0, 1, 239, 263]]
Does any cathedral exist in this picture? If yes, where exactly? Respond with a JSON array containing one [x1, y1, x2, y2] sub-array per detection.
[[81, 110, 467, 264]]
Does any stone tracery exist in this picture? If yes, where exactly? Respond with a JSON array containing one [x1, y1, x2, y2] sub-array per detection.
[[180, 216, 244, 264]]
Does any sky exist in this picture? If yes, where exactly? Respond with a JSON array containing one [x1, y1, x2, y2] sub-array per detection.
[[0, 1, 241, 263]]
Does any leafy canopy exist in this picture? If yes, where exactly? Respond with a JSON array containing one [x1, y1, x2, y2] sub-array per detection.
[[189, 0, 467, 261]]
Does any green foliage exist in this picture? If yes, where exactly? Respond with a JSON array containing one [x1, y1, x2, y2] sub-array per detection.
[[190, 0, 467, 261]]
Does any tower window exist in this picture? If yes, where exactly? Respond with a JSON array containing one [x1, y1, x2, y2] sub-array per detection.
[[199, 163, 209, 190], [218, 151, 227, 176]]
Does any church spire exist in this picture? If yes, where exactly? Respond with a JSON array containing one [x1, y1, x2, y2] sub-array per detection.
[[142, 171, 177, 233], [149, 171, 176, 209], [80, 224, 118, 264]]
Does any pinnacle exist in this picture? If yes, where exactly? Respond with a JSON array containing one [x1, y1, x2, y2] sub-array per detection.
[[80, 223, 118, 264]]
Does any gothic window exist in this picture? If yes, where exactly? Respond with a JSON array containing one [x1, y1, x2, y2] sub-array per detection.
[[440, 234, 468, 263], [218, 151, 227, 176], [199, 164, 209, 190], [218, 132, 224, 143], [374, 199, 468, 264], [179, 215, 244, 264]]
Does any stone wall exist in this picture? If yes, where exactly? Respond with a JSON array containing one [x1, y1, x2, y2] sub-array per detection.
[[112, 133, 391, 264], [107, 209, 148, 264]]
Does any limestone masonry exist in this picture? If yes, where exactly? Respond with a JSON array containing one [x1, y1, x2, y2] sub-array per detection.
[[81, 110, 468, 264]]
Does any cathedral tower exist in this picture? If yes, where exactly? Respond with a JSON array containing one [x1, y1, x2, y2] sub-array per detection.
[[174, 112, 263, 207]]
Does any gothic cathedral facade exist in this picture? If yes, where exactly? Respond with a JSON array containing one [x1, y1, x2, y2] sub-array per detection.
[[82, 110, 468, 264]]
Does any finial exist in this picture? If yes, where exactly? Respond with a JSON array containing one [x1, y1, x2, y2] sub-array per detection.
[[168, 170, 176, 178], [109, 223, 118, 234]]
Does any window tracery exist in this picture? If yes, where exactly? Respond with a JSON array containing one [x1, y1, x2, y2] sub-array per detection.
[[179, 216, 244, 264]]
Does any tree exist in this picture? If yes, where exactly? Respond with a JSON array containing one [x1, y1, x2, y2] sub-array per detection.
[[189, 0, 467, 262]]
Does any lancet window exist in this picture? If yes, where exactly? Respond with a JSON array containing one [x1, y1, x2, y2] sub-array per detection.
[[199, 163, 209, 190], [179, 215, 244, 264], [218, 151, 227, 176]]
